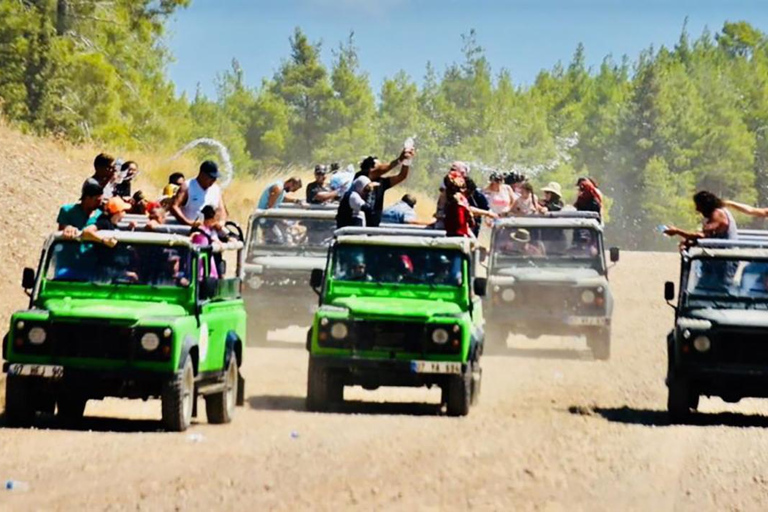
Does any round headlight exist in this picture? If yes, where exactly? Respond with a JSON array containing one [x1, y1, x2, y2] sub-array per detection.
[[27, 327, 46, 345], [501, 288, 516, 302], [141, 332, 161, 352], [581, 290, 596, 304], [432, 328, 450, 345], [330, 322, 348, 340], [693, 336, 711, 353]]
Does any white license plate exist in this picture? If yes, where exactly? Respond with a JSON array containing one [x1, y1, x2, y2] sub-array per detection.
[[8, 364, 64, 380], [567, 316, 607, 327], [410, 361, 462, 374]]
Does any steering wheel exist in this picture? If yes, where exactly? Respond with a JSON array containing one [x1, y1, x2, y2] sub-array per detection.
[[224, 221, 244, 243]]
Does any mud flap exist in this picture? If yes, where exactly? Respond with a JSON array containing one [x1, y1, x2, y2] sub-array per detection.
[[236, 373, 245, 406], [192, 389, 198, 418]]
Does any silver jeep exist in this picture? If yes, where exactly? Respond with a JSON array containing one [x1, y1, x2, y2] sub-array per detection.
[[483, 212, 619, 360]]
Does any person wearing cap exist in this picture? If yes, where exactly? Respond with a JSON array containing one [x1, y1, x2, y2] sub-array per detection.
[[354, 147, 415, 227], [171, 160, 227, 226], [258, 176, 303, 210], [85, 153, 117, 200], [81, 196, 132, 248], [58, 178, 104, 239], [483, 171, 517, 216], [306, 165, 338, 204], [538, 182, 564, 213]]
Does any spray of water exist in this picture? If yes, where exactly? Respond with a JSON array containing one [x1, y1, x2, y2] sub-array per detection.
[[169, 138, 234, 189]]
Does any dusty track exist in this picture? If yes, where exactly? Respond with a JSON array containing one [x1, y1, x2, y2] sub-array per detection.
[[3, 251, 768, 511]]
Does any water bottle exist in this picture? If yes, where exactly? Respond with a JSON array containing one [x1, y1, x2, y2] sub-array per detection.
[[4, 480, 29, 491], [402, 136, 415, 166], [656, 224, 669, 235]]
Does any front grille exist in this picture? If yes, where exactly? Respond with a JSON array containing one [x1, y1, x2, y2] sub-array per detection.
[[716, 330, 768, 365], [51, 321, 134, 360], [510, 286, 581, 314], [353, 321, 426, 351]]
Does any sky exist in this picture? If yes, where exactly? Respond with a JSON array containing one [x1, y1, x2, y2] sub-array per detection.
[[165, 0, 768, 98]]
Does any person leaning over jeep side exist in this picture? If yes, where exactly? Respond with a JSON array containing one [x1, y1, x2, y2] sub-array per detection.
[[258, 177, 303, 210], [354, 148, 414, 227], [381, 194, 431, 226], [664, 191, 738, 245], [58, 178, 104, 239], [171, 161, 227, 227], [81, 196, 132, 248]]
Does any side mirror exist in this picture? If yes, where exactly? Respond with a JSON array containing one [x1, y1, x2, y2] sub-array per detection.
[[200, 277, 218, 301], [310, 269, 324, 293], [22, 268, 35, 290], [664, 281, 676, 302], [610, 247, 620, 263], [473, 277, 487, 297]]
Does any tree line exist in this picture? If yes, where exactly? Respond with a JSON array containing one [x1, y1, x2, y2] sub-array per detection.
[[1, 2, 767, 248]]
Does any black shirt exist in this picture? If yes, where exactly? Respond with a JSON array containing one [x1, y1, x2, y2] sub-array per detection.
[[365, 177, 393, 227], [306, 182, 328, 204]]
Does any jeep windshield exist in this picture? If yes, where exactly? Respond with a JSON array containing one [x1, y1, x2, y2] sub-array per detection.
[[685, 257, 768, 310], [492, 226, 603, 271], [44, 240, 192, 287], [332, 245, 464, 287], [249, 216, 335, 258]]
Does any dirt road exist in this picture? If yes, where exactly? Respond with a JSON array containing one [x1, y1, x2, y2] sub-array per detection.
[[3, 251, 768, 511]]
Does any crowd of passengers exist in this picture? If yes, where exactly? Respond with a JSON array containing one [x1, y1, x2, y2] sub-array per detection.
[[255, 148, 605, 238]]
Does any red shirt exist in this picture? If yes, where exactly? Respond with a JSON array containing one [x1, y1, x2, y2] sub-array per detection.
[[444, 202, 472, 237]]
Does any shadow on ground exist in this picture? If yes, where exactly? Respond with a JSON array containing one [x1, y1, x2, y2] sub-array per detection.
[[567, 405, 768, 428], [0, 413, 168, 433], [248, 394, 443, 417]]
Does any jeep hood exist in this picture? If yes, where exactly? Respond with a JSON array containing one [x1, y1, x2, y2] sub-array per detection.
[[331, 296, 463, 320], [43, 298, 187, 323], [688, 308, 768, 329], [246, 256, 326, 272], [491, 267, 606, 287]]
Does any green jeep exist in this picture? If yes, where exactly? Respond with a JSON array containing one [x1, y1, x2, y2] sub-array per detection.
[[306, 228, 486, 416], [3, 227, 247, 431]]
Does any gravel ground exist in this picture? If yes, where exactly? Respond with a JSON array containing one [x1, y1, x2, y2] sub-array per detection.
[[3, 251, 768, 511]]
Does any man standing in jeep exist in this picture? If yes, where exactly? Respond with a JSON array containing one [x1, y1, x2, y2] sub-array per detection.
[[354, 149, 414, 227], [171, 161, 228, 227]]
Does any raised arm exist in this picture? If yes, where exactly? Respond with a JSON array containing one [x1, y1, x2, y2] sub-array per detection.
[[723, 200, 768, 218]]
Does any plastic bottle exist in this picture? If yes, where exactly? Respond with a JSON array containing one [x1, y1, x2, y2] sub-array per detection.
[[656, 224, 669, 235], [4, 480, 29, 492], [402, 136, 415, 166]]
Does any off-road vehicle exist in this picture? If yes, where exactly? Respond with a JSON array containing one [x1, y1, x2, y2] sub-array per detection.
[[484, 212, 619, 359], [3, 223, 246, 431], [243, 206, 337, 344], [664, 235, 768, 421], [306, 227, 486, 416]]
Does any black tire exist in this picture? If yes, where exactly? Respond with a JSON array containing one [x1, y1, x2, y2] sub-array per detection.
[[588, 328, 611, 361], [446, 370, 471, 417], [4, 376, 35, 427], [57, 395, 87, 423], [470, 361, 482, 406], [667, 375, 695, 423], [205, 353, 238, 424], [306, 358, 342, 412], [162, 357, 195, 432]]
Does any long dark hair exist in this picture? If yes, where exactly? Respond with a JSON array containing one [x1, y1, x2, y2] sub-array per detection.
[[693, 190, 724, 218]]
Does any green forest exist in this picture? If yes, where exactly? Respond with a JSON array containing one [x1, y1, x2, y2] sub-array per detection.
[[2, 1, 768, 247]]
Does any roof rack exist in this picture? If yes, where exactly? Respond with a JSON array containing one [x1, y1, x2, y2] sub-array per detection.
[[696, 239, 768, 249], [334, 227, 447, 238]]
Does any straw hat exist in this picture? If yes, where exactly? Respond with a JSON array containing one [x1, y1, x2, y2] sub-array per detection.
[[541, 182, 562, 197], [509, 229, 532, 244]]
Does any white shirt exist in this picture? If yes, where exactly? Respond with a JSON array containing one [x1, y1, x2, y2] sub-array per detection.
[[181, 178, 222, 221]]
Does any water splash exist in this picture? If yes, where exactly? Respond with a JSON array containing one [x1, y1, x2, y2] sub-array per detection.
[[169, 138, 234, 189]]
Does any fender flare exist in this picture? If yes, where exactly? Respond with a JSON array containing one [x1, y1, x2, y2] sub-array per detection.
[[224, 330, 243, 367]]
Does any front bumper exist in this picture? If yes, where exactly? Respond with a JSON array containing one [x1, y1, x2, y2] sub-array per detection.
[[486, 310, 610, 336], [311, 356, 467, 388], [3, 362, 169, 399]]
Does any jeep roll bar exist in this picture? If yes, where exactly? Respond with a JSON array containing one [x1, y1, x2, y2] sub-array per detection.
[[333, 227, 447, 238], [276, 203, 338, 211]]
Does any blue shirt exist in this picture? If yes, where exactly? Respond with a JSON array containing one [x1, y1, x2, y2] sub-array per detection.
[[57, 203, 94, 229], [381, 201, 416, 224], [258, 181, 285, 210]]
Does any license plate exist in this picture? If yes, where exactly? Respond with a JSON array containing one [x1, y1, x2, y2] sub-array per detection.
[[567, 316, 607, 327], [8, 364, 64, 380], [410, 361, 462, 374]]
